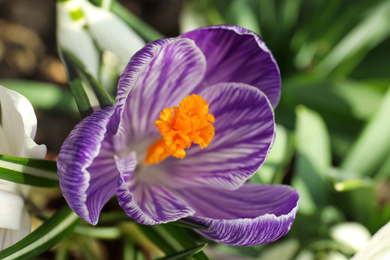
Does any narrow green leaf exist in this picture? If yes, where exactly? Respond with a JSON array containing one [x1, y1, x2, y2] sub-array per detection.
[[172, 218, 210, 230], [60, 48, 113, 119], [335, 186, 377, 229], [84, 72, 113, 109], [110, 1, 164, 42], [199, 0, 225, 25], [99, 211, 132, 223], [59, 49, 94, 118], [161, 225, 209, 260], [123, 236, 136, 260], [251, 125, 292, 184], [376, 152, 390, 179], [227, 0, 260, 35], [0, 206, 80, 260], [317, 1, 390, 76], [74, 226, 122, 240], [341, 86, 390, 176], [0, 154, 57, 171], [157, 244, 207, 260], [136, 224, 176, 255], [0, 154, 59, 187], [283, 78, 382, 121], [292, 106, 332, 214]]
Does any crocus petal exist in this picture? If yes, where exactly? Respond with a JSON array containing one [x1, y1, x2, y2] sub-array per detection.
[[58, 105, 118, 225], [117, 162, 195, 225], [0, 85, 46, 158], [0, 207, 30, 250], [177, 183, 299, 246], [162, 83, 275, 190], [180, 25, 281, 107], [113, 37, 206, 154]]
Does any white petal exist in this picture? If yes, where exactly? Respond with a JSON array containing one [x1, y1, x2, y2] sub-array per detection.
[[352, 220, 390, 260], [0, 189, 24, 230], [0, 85, 47, 158], [79, 0, 145, 69], [0, 207, 30, 250], [56, 1, 100, 78], [331, 222, 371, 252]]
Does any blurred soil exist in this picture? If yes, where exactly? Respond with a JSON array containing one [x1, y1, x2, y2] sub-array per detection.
[[0, 0, 182, 154]]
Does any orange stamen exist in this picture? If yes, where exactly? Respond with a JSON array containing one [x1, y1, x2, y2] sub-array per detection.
[[144, 94, 215, 164]]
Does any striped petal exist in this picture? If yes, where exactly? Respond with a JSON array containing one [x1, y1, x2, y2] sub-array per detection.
[[161, 83, 275, 190], [117, 163, 195, 225], [113, 37, 206, 154], [177, 183, 299, 246], [180, 25, 281, 107], [58, 105, 117, 225]]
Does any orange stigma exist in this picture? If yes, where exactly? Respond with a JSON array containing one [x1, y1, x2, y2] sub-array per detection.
[[144, 94, 215, 164]]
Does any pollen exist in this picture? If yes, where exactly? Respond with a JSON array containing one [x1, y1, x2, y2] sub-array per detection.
[[144, 94, 215, 164]]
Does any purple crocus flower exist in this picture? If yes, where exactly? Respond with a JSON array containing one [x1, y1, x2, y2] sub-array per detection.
[[58, 25, 299, 246]]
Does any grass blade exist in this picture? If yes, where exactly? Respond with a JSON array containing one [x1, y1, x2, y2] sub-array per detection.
[[0, 206, 80, 260], [157, 244, 207, 260], [0, 154, 58, 187]]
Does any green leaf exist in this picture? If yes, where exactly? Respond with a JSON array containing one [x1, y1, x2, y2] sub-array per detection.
[[283, 77, 382, 121], [136, 224, 176, 255], [317, 1, 390, 76], [328, 167, 373, 192], [226, 0, 260, 35], [335, 186, 378, 230], [74, 226, 122, 240], [0, 80, 78, 116], [0, 154, 59, 187], [59, 49, 113, 118], [157, 244, 207, 260], [281, 77, 384, 160], [0, 206, 80, 260], [292, 106, 332, 214], [137, 224, 209, 260], [341, 86, 390, 176], [376, 152, 390, 179], [160, 225, 209, 260], [250, 125, 292, 184], [59, 49, 94, 118], [110, 1, 164, 42], [171, 218, 210, 230]]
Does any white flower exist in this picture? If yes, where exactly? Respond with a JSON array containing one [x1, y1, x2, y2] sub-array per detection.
[[351, 220, 390, 260], [56, 0, 100, 78], [56, 0, 145, 78], [79, 0, 145, 72], [330, 222, 371, 252], [0, 85, 47, 249]]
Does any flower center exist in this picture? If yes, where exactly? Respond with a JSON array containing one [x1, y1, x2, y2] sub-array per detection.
[[144, 94, 215, 164]]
